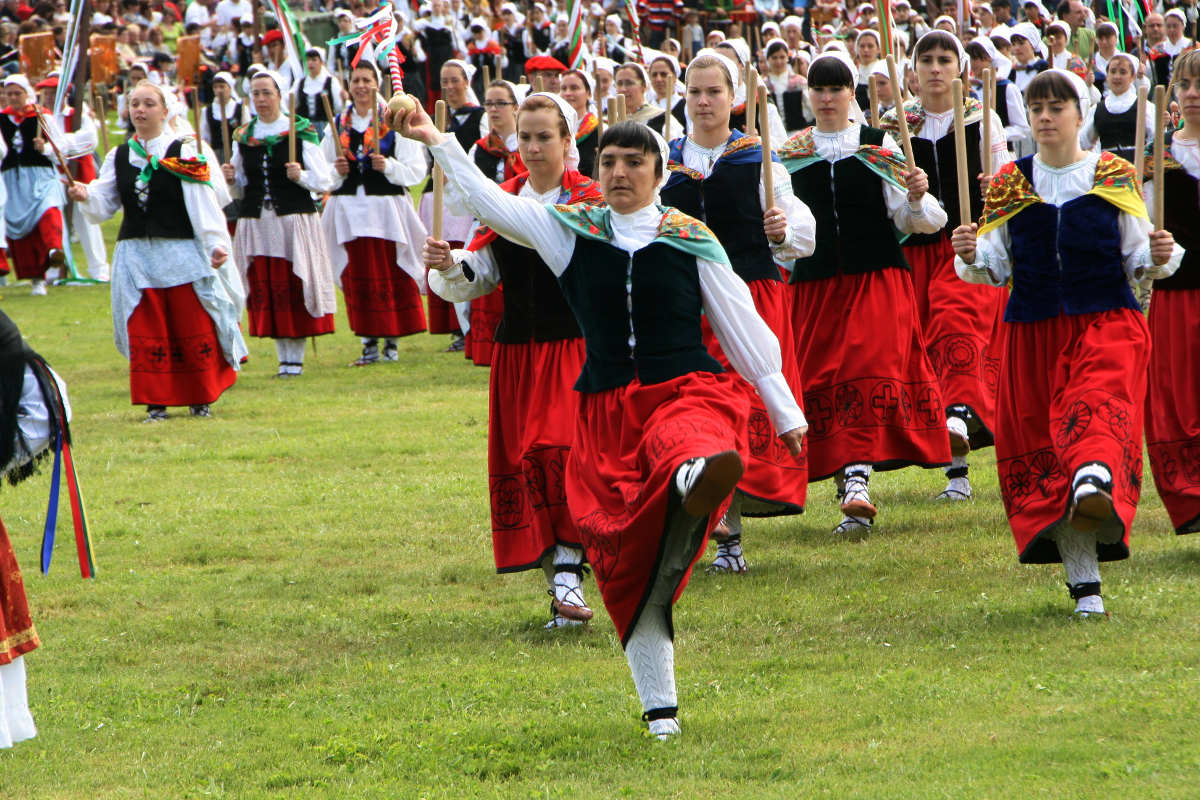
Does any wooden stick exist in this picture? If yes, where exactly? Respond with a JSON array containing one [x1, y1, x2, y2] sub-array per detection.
[[33, 107, 71, 174], [191, 87, 202, 137], [433, 99, 446, 240], [536, 75, 545, 92], [662, 93, 672, 141], [952, 78, 971, 228], [595, 82, 605, 142], [607, 100, 616, 127], [221, 102, 231, 163], [981, 67, 992, 180], [1134, 84, 1148, 190], [1153, 84, 1166, 231], [885, 55, 915, 166], [93, 88, 109, 156], [483, 64, 491, 88], [757, 83, 773, 206], [321, 94, 342, 158], [288, 93, 297, 163], [615, 94, 626, 121], [868, 74, 880, 127], [746, 67, 758, 135], [371, 102, 380, 153]]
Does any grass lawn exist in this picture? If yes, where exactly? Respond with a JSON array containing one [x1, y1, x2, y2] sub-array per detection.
[[0, 230, 1198, 798]]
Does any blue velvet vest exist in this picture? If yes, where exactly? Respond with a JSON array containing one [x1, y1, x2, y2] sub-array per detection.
[[1003, 156, 1139, 322], [557, 238, 723, 393]]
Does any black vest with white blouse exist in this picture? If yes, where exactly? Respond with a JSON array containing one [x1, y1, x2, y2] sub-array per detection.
[[114, 139, 196, 241]]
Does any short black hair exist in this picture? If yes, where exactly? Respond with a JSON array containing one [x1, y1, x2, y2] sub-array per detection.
[[597, 120, 662, 177], [806, 56, 854, 89]]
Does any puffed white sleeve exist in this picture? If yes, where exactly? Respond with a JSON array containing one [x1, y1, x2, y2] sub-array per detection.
[[78, 148, 123, 224], [383, 133, 430, 186], [3, 366, 70, 476], [180, 139, 233, 257], [428, 244, 502, 302], [428, 136, 576, 275], [954, 223, 1012, 286], [228, 141, 247, 189], [987, 110, 1014, 173], [758, 160, 816, 260], [321, 126, 347, 190], [1003, 83, 1031, 144], [880, 132, 948, 234], [297, 137, 337, 192], [36, 112, 68, 156], [698, 259, 807, 436], [1120, 202, 1184, 281]]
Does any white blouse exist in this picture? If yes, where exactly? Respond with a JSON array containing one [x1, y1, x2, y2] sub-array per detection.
[[1080, 87, 1156, 151], [428, 135, 807, 437], [79, 131, 230, 257], [680, 135, 816, 262], [956, 151, 1185, 285], [809, 123, 948, 234], [227, 114, 336, 194]]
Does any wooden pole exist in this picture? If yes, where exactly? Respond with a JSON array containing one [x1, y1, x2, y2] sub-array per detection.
[[93, 88, 109, 156], [757, 83, 773, 205], [372, 103, 380, 153], [952, 78, 971, 228], [191, 87, 202, 137], [221, 100, 231, 162], [433, 99, 447, 240], [1134, 85, 1148, 190], [886, 55, 915, 166], [594, 81, 605, 142], [980, 67, 992, 180], [868, 74, 880, 127], [321, 94, 342, 158], [33, 107, 71, 175], [536, 75, 545, 92], [1153, 84, 1166, 231], [288, 93, 297, 163], [483, 64, 491, 88], [615, 94, 626, 121], [746, 67, 758, 135], [662, 93, 672, 141]]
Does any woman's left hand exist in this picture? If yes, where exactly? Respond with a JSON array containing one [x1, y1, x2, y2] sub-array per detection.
[[763, 206, 788, 244], [211, 246, 228, 269], [904, 166, 929, 202], [285, 162, 302, 182], [1150, 228, 1176, 266]]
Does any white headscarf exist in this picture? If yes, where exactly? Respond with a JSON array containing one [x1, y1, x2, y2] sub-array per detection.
[[524, 90, 581, 171], [211, 70, 242, 102], [915, 28, 968, 68], [1010, 22, 1047, 59], [3, 74, 33, 100], [687, 48, 741, 93], [1042, 67, 1090, 117], [251, 68, 289, 96]]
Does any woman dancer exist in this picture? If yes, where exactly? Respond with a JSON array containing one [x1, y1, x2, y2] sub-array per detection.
[[951, 70, 1181, 616], [322, 61, 429, 367], [882, 30, 1011, 501], [559, 68, 599, 176], [1080, 52, 1154, 163], [394, 101, 805, 739], [780, 51, 950, 534], [1143, 51, 1200, 535], [463, 79, 526, 367], [223, 70, 338, 377], [425, 92, 603, 628], [71, 81, 245, 420], [662, 51, 814, 572]]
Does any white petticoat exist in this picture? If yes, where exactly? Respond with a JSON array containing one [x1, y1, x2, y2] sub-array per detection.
[[0, 657, 36, 748], [322, 191, 428, 292], [232, 209, 337, 318]]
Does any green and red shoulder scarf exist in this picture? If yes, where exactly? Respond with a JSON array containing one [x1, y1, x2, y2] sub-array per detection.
[[547, 202, 730, 266], [232, 114, 320, 154], [128, 136, 211, 185], [467, 169, 603, 251], [777, 126, 911, 191]]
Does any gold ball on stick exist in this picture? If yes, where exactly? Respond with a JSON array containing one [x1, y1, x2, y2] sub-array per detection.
[[387, 94, 417, 116]]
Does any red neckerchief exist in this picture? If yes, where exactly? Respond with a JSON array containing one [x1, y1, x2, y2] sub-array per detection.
[[2, 103, 45, 122], [468, 169, 602, 250], [474, 130, 525, 181]]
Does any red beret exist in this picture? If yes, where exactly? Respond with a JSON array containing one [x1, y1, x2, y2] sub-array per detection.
[[262, 29, 284, 45], [35, 76, 59, 90], [525, 55, 567, 73]]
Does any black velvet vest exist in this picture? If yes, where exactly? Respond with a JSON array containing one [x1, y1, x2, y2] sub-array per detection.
[[906, 117, 983, 244], [661, 158, 779, 284], [557, 238, 723, 392], [781, 89, 811, 132], [788, 126, 909, 282], [238, 140, 317, 218], [1094, 100, 1139, 161], [488, 236, 582, 343], [995, 79, 1012, 128], [473, 144, 507, 183], [0, 115, 53, 170], [205, 101, 242, 162], [294, 76, 334, 122], [115, 140, 196, 241], [332, 129, 406, 196], [1152, 168, 1200, 292]]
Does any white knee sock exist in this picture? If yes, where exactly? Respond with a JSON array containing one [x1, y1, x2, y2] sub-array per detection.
[[625, 605, 677, 717], [1055, 527, 1101, 586]]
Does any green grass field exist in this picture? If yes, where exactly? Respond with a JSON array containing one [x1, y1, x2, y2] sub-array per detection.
[[0, 238, 1199, 798]]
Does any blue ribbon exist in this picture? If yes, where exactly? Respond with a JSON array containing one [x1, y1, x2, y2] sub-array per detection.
[[40, 430, 63, 573]]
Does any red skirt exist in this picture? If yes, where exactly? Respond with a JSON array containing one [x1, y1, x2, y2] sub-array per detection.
[[464, 287, 504, 366], [1145, 288, 1200, 534], [127, 285, 238, 406], [905, 233, 1005, 448], [995, 309, 1148, 563], [246, 256, 336, 339], [568, 371, 749, 644], [489, 337, 587, 572], [702, 277, 806, 514], [0, 248, 9, 275], [341, 237, 427, 338], [8, 208, 64, 281], [790, 267, 951, 482], [0, 517, 38, 665]]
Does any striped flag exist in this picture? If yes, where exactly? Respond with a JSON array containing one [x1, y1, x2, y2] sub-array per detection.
[[875, 0, 895, 60], [566, 0, 585, 68], [267, 0, 307, 71]]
